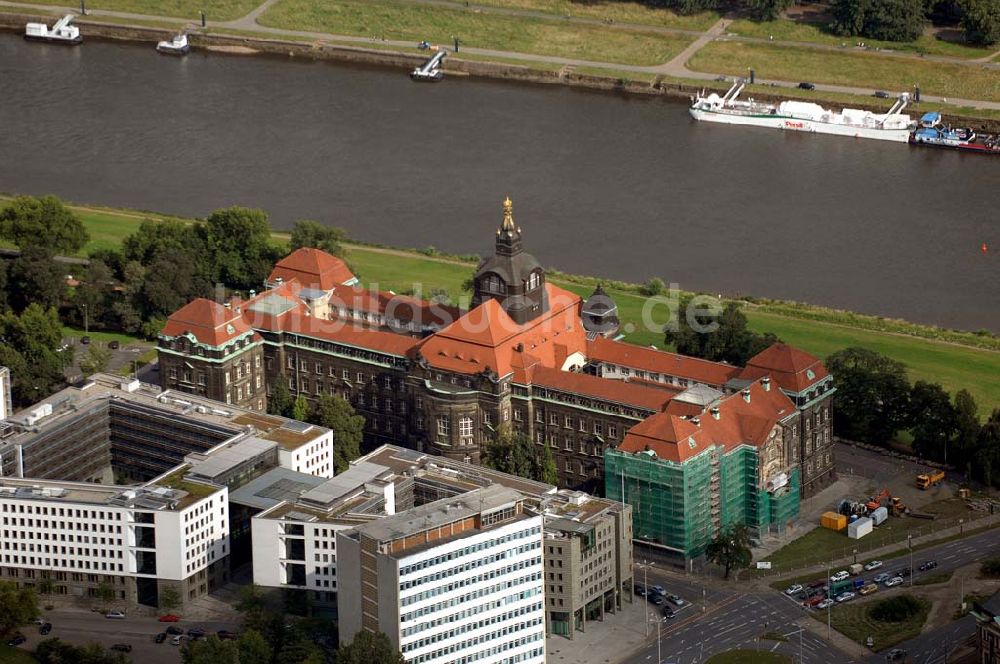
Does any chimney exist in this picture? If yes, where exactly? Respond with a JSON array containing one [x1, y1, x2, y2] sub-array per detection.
[[276, 277, 283, 285], [762, 376, 771, 392], [742, 388, 751, 403], [710, 406, 720, 420], [224, 302, 232, 309], [691, 417, 700, 426], [250, 289, 256, 299]]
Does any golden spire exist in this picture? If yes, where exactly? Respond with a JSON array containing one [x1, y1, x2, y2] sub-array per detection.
[[501, 196, 515, 233]]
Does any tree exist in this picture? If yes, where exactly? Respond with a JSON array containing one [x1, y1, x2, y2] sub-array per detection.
[[159, 586, 182, 612], [0, 195, 88, 255], [0, 305, 67, 406], [202, 207, 280, 291], [483, 430, 539, 479], [7, 246, 66, 313], [705, 524, 753, 580], [336, 631, 406, 664], [292, 395, 310, 423], [181, 636, 238, 664], [235, 583, 266, 615], [953, 389, 981, 476], [665, 301, 778, 366], [289, 220, 348, 257], [0, 580, 38, 635], [96, 582, 115, 604], [537, 442, 559, 485], [37, 576, 55, 595], [238, 629, 273, 664], [829, 0, 927, 41], [310, 394, 365, 472], [268, 377, 294, 418], [908, 381, 958, 462], [962, 0, 1000, 45], [825, 347, 911, 445], [640, 277, 665, 297], [746, 0, 793, 21], [976, 409, 1000, 488], [80, 343, 113, 377]]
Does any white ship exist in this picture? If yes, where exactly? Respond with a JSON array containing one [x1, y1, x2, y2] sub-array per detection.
[[690, 80, 914, 142]]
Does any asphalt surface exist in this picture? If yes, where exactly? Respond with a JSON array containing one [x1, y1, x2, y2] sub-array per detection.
[[624, 524, 1000, 664], [6, 609, 239, 664]]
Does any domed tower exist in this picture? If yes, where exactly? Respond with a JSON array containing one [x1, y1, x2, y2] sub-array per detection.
[[471, 197, 548, 325], [581, 284, 620, 339]]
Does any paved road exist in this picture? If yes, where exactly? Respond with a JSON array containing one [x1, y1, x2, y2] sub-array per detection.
[[861, 615, 976, 664], [8, 609, 240, 664]]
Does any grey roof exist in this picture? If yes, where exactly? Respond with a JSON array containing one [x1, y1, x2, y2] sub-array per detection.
[[298, 288, 327, 300], [187, 436, 278, 481], [353, 484, 524, 546], [476, 251, 542, 288], [299, 462, 391, 508], [248, 293, 297, 316], [673, 383, 724, 406], [228, 467, 327, 510]]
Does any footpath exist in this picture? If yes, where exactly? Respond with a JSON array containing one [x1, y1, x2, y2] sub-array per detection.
[[2, 0, 1000, 111]]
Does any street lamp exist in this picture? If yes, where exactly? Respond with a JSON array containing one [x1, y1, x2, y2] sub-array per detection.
[[636, 559, 655, 637], [908, 534, 914, 587], [647, 615, 666, 663]]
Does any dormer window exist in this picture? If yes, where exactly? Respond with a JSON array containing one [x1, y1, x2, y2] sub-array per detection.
[[485, 274, 504, 294], [527, 271, 540, 291]]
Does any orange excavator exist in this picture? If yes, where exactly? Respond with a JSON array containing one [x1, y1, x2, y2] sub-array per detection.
[[866, 488, 891, 512]]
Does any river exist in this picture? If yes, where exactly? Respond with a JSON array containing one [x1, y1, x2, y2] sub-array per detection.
[[1, 34, 998, 332]]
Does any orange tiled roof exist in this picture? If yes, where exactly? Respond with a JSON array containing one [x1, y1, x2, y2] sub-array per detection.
[[161, 298, 255, 347], [416, 283, 586, 377], [268, 248, 355, 291], [328, 284, 461, 329], [617, 379, 796, 462], [739, 343, 829, 393], [587, 337, 739, 388]]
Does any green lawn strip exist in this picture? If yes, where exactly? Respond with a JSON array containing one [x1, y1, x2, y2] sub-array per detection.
[[914, 570, 954, 586], [471, 0, 717, 31], [760, 499, 977, 575], [257, 0, 695, 66], [13, 0, 260, 21], [745, 312, 1000, 413], [0, 645, 37, 664], [726, 18, 993, 60], [705, 650, 794, 664], [76, 14, 193, 29], [62, 326, 147, 345], [811, 594, 930, 649], [689, 40, 1000, 103]]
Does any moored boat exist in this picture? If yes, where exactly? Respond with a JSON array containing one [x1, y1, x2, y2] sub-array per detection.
[[156, 33, 190, 55], [24, 15, 82, 45], [910, 112, 1000, 155], [689, 79, 914, 142], [410, 49, 446, 82]]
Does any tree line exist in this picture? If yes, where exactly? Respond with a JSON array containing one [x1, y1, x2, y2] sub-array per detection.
[[268, 388, 366, 474]]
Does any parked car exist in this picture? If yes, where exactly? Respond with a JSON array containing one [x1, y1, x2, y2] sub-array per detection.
[[873, 572, 891, 584], [874, 90, 891, 98], [662, 606, 675, 619], [33, 618, 45, 625], [803, 595, 825, 607], [7, 635, 26, 647], [785, 584, 804, 595], [884, 576, 904, 587], [886, 648, 908, 661], [108, 340, 120, 350], [40, 623, 52, 635], [808, 579, 826, 589], [859, 583, 879, 596], [217, 630, 238, 640], [798, 82, 816, 90], [665, 594, 686, 607], [105, 610, 125, 619], [816, 599, 835, 610], [155, 633, 167, 644], [158, 614, 180, 622], [166, 626, 184, 636], [919, 560, 938, 571], [171, 635, 185, 646], [111, 644, 132, 653], [81, 336, 91, 345], [634, 585, 647, 597], [836, 591, 856, 603], [650, 585, 665, 595], [649, 595, 665, 606], [864, 560, 883, 571], [187, 628, 206, 638], [830, 570, 850, 582]]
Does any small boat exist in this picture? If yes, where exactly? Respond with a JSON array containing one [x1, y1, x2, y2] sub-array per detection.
[[24, 14, 82, 45], [156, 33, 189, 55], [910, 112, 1000, 155], [410, 49, 446, 82]]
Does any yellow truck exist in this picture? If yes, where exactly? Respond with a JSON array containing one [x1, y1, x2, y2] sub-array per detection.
[[916, 469, 945, 490]]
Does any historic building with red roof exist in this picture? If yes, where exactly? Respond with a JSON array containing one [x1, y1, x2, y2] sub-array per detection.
[[158, 198, 834, 505]]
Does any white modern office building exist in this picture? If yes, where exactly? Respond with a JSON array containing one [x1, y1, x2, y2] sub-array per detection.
[[337, 484, 546, 664]]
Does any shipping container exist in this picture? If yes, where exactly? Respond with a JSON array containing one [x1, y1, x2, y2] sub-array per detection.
[[847, 516, 873, 539], [870, 506, 888, 526], [821, 512, 847, 531]]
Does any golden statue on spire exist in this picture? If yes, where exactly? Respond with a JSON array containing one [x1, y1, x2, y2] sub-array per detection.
[[501, 196, 515, 233]]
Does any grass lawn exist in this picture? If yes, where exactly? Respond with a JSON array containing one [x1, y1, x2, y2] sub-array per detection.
[[62, 326, 148, 346], [689, 41, 1000, 102], [706, 651, 793, 664], [471, 0, 718, 31], [257, 0, 695, 66], [762, 499, 975, 575], [813, 594, 930, 649], [17, 0, 260, 21], [726, 18, 995, 59], [914, 570, 954, 586], [0, 645, 37, 664]]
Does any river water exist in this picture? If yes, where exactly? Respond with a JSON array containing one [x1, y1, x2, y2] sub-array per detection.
[[2, 34, 998, 331]]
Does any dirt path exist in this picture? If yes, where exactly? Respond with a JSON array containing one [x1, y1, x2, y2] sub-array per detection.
[[921, 562, 1000, 630]]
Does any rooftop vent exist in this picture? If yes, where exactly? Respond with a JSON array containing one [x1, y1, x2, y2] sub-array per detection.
[[742, 388, 751, 403], [762, 376, 771, 392], [691, 417, 700, 426], [710, 406, 720, 420]]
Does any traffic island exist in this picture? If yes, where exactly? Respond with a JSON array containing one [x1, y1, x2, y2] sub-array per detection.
[[811, 594, 931, 651]]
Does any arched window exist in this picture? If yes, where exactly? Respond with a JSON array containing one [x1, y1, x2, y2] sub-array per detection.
[[527, 271, 540, 291]]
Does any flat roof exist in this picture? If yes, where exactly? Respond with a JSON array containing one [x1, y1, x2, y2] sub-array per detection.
[[0, 474, 218, 512], [187, 436, 278, 481], [228, 467, 328, 511]]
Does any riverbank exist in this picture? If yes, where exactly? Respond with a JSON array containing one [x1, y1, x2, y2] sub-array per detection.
[[3, 8, 1000, 129], [4, 195, 998, 411]]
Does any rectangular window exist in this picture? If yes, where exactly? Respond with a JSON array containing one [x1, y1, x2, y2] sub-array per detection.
[[437, 416, 450, 437], [315, 362, 322, 374]]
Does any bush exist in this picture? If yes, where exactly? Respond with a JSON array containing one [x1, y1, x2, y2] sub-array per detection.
[[981, 557, 1000, 578], [870, 595, 923, 622], [640, 277, 665, 296]]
